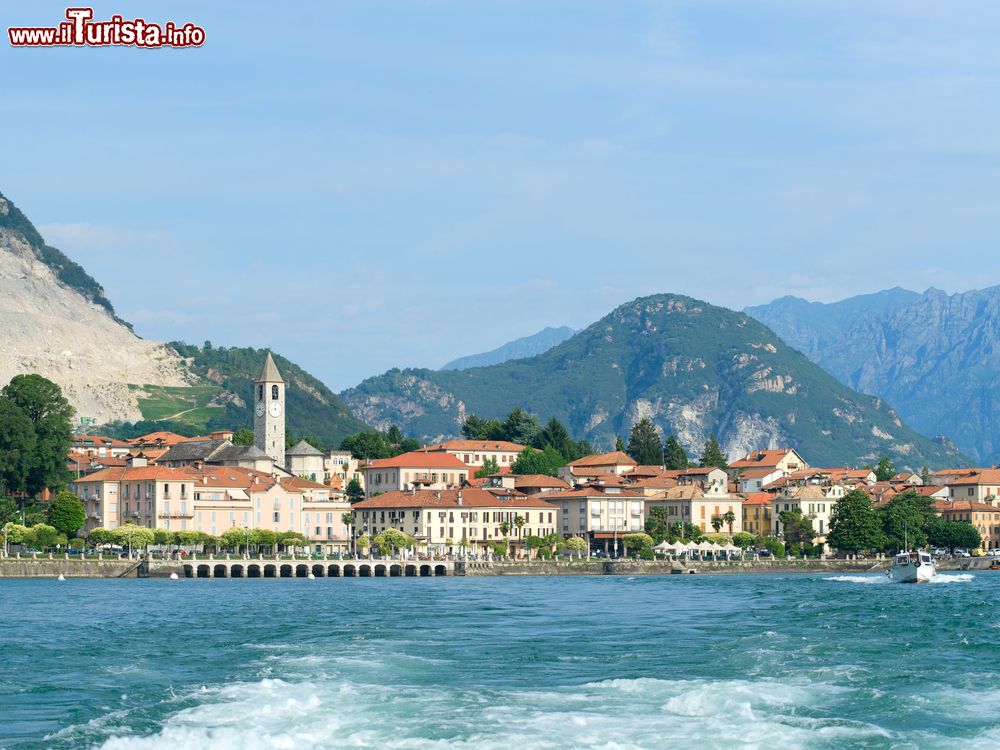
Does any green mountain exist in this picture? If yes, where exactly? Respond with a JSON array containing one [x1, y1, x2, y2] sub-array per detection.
[[165, 342, 370, 447], [342, 293, 968, 469], [747, 286, 1000, 463]]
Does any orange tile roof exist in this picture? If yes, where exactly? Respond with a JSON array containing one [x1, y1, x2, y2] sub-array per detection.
[[730, 449, 800, 469], [567, 451, 635, 468], [947, 469, 1000, 485], [543, 486, 644, 499], [365, 451, 471, 470], [75, 465, 193, 483], [513, 474, 569, 489], [742, 493, 772, 506]]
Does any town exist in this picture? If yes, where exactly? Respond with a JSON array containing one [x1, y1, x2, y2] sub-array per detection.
[[0, 354, 995, 568]]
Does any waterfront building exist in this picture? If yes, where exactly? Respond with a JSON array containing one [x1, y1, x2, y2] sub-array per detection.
[[157, 438, 277, 473], [362, 451, 470, 494], [71, 434, 132, 458], [543, 484, 646, 552], [738, 467, 785, 493], [416, 439, 527, 468], [945, 469, 1000, 504], [937, 500, 1000, 552], [286, 440, 325, 482], [352, 487, 559, 556], [647, 484, 745, 535], [742, 493, 772, 535]]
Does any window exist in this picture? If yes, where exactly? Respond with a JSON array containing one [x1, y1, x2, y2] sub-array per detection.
[[258, 384, 263, 400], [271, 384, 279, 400], [273, 512, 280, 522]]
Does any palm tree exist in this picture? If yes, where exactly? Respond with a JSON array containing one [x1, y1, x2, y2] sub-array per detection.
[[513, 515, 526, 558], [722, 510, 736, 536], [499, 520, 512, 558], [711, 515, 724, 534], [341, 512, 354, 556]]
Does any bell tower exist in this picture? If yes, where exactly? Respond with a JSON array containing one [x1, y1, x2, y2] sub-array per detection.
[[254, 351, 286, 466]]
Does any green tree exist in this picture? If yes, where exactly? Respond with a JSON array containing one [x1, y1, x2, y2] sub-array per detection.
[[756, 535, 786, 558], [461, 415, 492, 440], [535, 417, 573, 456], [710, 515, 724, 533], [113, 523, 154, 554], [626, 418, 664, 465], [31, 522, 60, 550], [827, 490, 883, 553], [662, 435, 689, 470], [778, 509, 815, 555], [231, 428, 255, 446], [475, 457, 500, 479], [928, 519, 983, 553], [345, 476, 365, 504], [699, 436, 728, 470], [614, 436, 626, 453], [564, 536, 588, 558], [622, 533, 654, 556], [2, 375, 74, 495], [732, 531, 755, 549], [356, 533, 371, 554], [644, 507, 671, 543], [874, 456, 896, 482], [2, 522, 32, 548], [0, 496, 17, 525], [373, 528, 412, 556], [501, 408, 541, 446], [221, 527, 257, 552], [511, 446, 564, 477], [255, 529, 277, 555], [46, 490, 86, 537], [152, 528, 173, 547], [920, 466, 931, 485], [878, 490, 937, 551], [277, 531, 309, 551], [0, 399, 35, 494], [88, 527, 114, 547]]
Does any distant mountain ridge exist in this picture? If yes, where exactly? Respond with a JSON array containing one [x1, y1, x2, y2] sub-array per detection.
[[343, 293, 967, 469], [747, 286, 1000, 463], [441, 326, 576, 370]]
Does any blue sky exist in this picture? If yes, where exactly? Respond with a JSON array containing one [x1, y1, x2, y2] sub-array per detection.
[[4, 1, 1000, 390]]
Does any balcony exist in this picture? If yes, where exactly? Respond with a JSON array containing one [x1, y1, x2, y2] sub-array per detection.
[[162, 511, 194, 519]]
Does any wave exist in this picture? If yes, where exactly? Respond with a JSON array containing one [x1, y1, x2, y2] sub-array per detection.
[[931, 573, 974, 584], [824, 575, 888, 584]]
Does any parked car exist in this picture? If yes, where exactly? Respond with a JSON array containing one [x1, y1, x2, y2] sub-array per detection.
[[954, 550, 972, 558]]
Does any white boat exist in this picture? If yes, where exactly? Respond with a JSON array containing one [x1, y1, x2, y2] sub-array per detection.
[[886, 550, 936, 583]]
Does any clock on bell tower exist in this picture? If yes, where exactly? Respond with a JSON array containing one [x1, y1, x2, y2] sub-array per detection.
[[254, 351, 286, 466]]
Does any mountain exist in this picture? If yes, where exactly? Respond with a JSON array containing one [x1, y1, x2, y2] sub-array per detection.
[[441, 326, 576, 370], [748, 286, 1000, 464], [0, 190, 369, 448], [745, 288, 920, 358], [342, 293, 967, 469]]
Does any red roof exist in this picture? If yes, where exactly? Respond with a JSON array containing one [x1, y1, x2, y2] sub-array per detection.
[[568, 452, 635, 468], [417, 440, 528, 453], [75, 465, 193, 483], [742, 493, 772, 507], [364, 451, 470, 470]]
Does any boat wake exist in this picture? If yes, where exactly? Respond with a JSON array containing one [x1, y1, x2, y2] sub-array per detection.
[[930, 573, 974, 584], [824, 575, 888, 585]]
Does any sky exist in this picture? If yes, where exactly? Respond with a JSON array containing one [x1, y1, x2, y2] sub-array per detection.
[[4, 1, 1000, 390]]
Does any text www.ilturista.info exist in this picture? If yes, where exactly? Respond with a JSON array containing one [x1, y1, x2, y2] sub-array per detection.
[[8, 7, 205, 48]]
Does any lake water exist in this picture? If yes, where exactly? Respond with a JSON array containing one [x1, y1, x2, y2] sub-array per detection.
[[1, 572, 998, 749]]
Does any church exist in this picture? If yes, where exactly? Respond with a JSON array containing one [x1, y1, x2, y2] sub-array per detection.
[[157, 352, 292, 475]]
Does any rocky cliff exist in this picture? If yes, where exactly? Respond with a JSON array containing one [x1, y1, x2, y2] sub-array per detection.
[[0, 193, 190, 426], [343, 293, 968, 469]]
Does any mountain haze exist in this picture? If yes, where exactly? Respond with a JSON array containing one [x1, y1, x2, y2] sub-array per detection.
[[441, 326, 576, 370], [748, 286, 1000, 463], [343, 294, 967, 469]]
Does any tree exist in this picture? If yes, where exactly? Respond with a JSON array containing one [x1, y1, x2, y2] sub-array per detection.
[[30, 523, 60, 549], [511, 446, 563, 477], [277, 531, 308, 551], [46, 491, 87, 537], [663, 436, 689, 470], [878, 490, 937, 551], [756, 535, 785, 558], [625, 418, 663, 465], [2, 374, 74, 495], [2, 522, 32, 547], [645, 507, 671, 543], [255, 529, 277, 555], [564, 536, 588, 558], [0, 497, 18, 525], [699, 436, 728, 470], [372, 529, 411, 556], [778, 509, 815, 555], [874, 456, 896, 483], [461, 415, 492, 440], [514, 515, 526, 553], [827, 490, 883, 553], [221, 527, 257, 552], [535, 417, 572, 456], [152, 528, 173, 547], [113, 523, 154, 554], [928, 519, 983, 553], [711, 515, 724, 533], [88, 527, 114, 547], [231, 428, 255, 446], [356, 533, 371, 554], [475, 457, 500, 479], [0, 399, 35, 494], [615, 436, 626, 453], [501, 408, 541, 446], [732, 532, 755, 550], [622, 533, 654, 556], [722, 510, 736, 535], [345, 476, 365, 504], [341, 512, 354, 546]]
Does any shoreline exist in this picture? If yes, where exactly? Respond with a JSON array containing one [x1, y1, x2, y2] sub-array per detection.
[[0, 556, 979, 579]]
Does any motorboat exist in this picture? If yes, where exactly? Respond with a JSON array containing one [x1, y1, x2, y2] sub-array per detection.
[[886, 550, 936, 583]]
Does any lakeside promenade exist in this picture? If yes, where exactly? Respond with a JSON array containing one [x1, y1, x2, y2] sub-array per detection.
[[0, 554, 983, 578]]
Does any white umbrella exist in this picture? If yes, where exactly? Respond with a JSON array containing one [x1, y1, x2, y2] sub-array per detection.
[[653, 540, 673, 552]]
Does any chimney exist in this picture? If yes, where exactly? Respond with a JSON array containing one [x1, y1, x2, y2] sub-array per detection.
[[457, 490, 463, 505]]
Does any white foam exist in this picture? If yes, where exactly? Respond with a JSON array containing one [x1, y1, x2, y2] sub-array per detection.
[[930, 573, 974, 584], [824, 575, 888, 584]]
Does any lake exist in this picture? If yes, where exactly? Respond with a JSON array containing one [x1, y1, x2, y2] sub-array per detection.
[[1, 572, 997, 749]]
